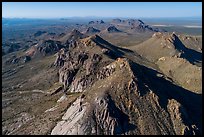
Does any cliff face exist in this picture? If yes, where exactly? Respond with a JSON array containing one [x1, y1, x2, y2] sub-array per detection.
[[50, 34, 202, 135]]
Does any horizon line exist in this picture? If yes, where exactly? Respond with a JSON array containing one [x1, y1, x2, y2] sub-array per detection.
[[2, 16, 202, 19]]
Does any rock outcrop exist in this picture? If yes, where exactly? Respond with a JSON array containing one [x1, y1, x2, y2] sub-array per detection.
[[56, 35, 123, 93], [50, 33, 202, 135], [37, 40, 64, 56], [51, 95, 88, 135], [54, 48, 66, 67], [106, 26, 121, 33], [65, 29, 87, 44], [51, 93, 131, 135], [167, 99, 200, 135], [85, 54, 102, 75], [85, 27, 100, 34], [97, 63, 116, 80]]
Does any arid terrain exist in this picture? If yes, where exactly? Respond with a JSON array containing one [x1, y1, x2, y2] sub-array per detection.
[[2, 18, 202, 135]]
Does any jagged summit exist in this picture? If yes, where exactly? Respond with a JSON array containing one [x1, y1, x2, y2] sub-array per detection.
[[85, 27, 100, 34], [25, 39, 64, 57], [82, 34, 110, 45], [111, 18, 142, 25], [106, 25, 121, 33], [52, 57, 140, 135], [132, 32, 202, 63], [152, 32, 176, 40], [130, 31, 202, 93], [68, 29, 86, 40], [151, 32, 202, 63], [52, 44, 201, 135], [59, 29, 87, 44], [111, 18, 163, 32], [88, 20, 105, 25], [89, 34, 106, 41]]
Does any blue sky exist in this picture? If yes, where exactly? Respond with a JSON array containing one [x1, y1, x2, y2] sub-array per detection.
[[2, 2, 202, 18]]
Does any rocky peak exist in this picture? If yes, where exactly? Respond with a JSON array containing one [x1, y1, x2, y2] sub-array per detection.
[[169, 32, 177, 41], [51, 57, 141, 135], [89, 34, 102, 41], [97, 58, 133, 80], [37, 40, 64, 56], [70, 29, 84, 38], [100, 20, 105, 24], [65, 29, 87, 44], [152, 32, 177, 43], [88, 20, 105, 25], [86, 27, 100, 33], [54, 48, 66, 67], [107, 26, 121, 33], [82, 34, 108, 47]]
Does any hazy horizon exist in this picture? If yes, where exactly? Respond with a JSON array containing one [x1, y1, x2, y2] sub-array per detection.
[[2, 16, 202, 19], [2, 2, 202, 18]]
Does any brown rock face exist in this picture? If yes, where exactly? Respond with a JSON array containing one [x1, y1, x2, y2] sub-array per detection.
[[93, 94, 130, 135], [58, 50, 102, 92], [167, 99, 200, 135], [70, 75, 94, 93], [56, 34, 121, 93], [97, 63, 116, 80], [59, 67, 78, 89], [86, 54, 102, 75], [58, 53, 102, 93], [51, 93, 132, 135], [54, 48, 66, 66], [86, 27, 100, 34], [107, 26, 121, 33], [66, 29, 87, 44], [37, 40, 64, 56]]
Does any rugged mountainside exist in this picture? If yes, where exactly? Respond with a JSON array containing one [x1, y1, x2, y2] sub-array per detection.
[[130, 32, 202, 68], [129, 32, 202, 93], [131, 32, 183, 62], [3, 29, 87, 64], [51, 56, 202, 135], [50, 33, 202, 135], [2, 28, 202, 135]]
